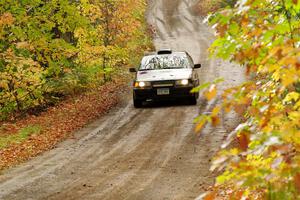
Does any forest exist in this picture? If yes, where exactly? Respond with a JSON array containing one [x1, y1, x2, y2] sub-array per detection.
[[0, 0, 152, 120], [0, 0, 152, 170]]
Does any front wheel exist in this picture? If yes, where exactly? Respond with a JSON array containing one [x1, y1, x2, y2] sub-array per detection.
[[133, 99, 143, 108], [189, 95, 197, 105]]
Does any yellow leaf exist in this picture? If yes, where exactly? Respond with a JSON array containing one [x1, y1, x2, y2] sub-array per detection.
[[0, 81, 8, 90], [281, 56, 298, 66], [284, 92, 300, 103], [204, 84, 217, 101], [212, 106, 221, 116], [288, 111, 300, 121], [195, 117, 207, 133], [272, 70, 280, 81], [294, 100, 300, 110], [281, 69, 298, 87], [268, 64, 280, 73]]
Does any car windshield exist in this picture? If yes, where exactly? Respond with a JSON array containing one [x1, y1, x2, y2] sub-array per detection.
[[140, 54, 191, 70]]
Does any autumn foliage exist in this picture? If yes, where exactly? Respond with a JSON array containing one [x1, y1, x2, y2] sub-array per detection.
[[0, 0, 152, 170], [0, 82, 123, 170], [195, 0, 300, 198], [0, 0, 152, 119]]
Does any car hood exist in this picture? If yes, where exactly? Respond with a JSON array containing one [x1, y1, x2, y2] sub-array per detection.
[[136, 68, 192, 82]]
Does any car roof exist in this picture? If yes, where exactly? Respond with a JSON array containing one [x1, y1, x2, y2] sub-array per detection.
[[143, 50, 189, 57]]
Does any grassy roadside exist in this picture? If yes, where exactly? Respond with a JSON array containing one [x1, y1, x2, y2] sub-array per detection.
[[0, 80, 127, 171], [0, 125, 42, 149]]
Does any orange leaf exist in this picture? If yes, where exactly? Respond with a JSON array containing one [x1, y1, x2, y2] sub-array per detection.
[[204, 192, 216, 200], [212, 116, 220, 127], [224, 102, 232, 113], [294, 173, 300, 193], [238, 131, 249, 151], [248, 107, 259, 116], [234, 104, 245, 115]]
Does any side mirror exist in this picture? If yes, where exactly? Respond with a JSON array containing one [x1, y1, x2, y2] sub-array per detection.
[[129, 68, 137, 73], [194, 64, 201, 69]]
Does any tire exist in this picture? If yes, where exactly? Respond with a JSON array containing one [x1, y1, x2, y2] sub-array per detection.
[[189, 95, 197, 105], [133, 99, 143, 108], [195, 91, 199, 99]]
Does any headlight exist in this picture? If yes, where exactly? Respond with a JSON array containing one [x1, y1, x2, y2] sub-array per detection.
[[181, 79, 189, 85], [176, 79, 190, 86], [134, 81, 151, 88]]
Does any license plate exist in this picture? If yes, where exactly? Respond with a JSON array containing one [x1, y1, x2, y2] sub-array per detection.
[[157, 88, 170, 95]]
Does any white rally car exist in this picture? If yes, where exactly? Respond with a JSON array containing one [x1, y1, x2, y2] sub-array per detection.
[[129, 49, 201, 108]]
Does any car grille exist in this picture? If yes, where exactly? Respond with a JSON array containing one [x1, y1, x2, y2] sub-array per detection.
[[152, 81, 175, 88]]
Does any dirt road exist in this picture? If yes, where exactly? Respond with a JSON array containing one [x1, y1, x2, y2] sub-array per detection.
[[0, 0, 244, 199]]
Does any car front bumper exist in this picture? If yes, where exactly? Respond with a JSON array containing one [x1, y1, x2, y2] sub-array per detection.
[[133, 86, 195, 101]]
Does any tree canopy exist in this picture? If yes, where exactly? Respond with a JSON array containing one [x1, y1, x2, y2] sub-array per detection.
[[196, 0, 300, 198], [0, 0, 152, 119]]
